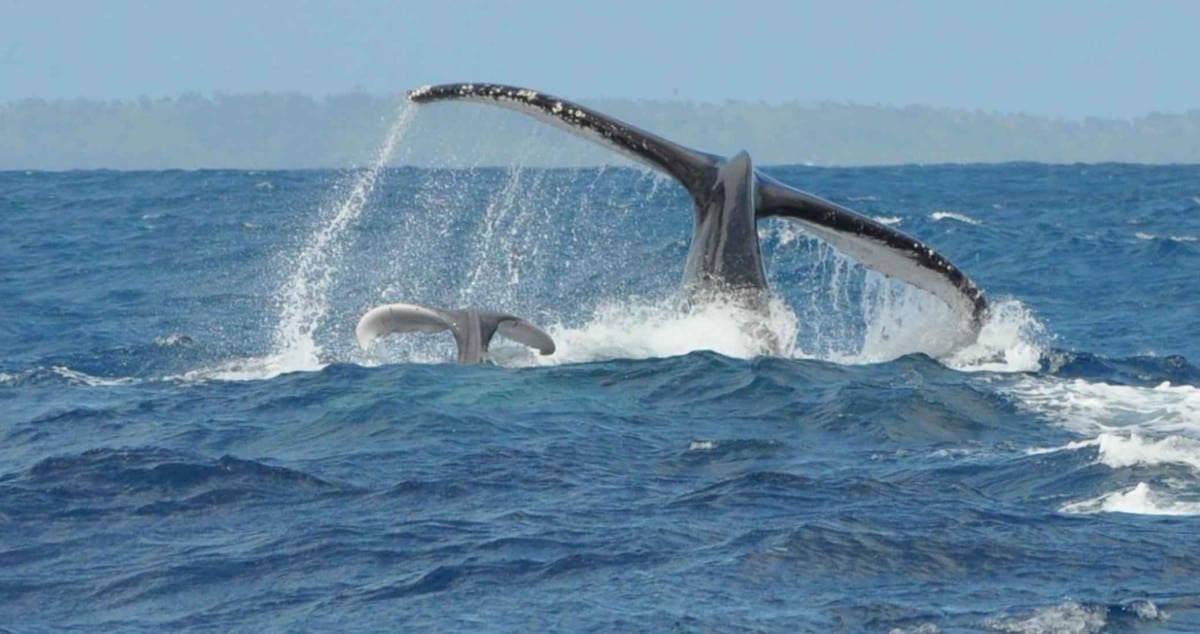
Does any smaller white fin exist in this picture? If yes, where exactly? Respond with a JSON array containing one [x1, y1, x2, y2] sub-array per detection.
[[355, 303, 453, 350]]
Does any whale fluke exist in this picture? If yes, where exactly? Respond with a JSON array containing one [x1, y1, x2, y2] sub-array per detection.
[[356, 303, 555, 364], [408, 83, 988, 337]]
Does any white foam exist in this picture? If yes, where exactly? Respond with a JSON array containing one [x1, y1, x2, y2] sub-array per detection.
[[945, 299, 1046, 373], [1094, 432, 1200, 470], [1135, 231, 1198, 243], [1011, 379, 1200, 517], [1061, 482, 1200, 516], [1006, 378, 1200, 436], [871, 215, 903, 226], [529, 294, 799, 365], [176, 351, 327, 383], [930, 211, 980, 225], [52, 366, 137, 387], [823, 284, 1044, 372], [1029, 432, 1200, 470], [986, 602, 1106, 633], [0, 367, 139, 387]]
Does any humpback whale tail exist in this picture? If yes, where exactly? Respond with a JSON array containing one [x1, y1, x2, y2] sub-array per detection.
[[409, 83, 988, 336], [356, 302, 556, 364]]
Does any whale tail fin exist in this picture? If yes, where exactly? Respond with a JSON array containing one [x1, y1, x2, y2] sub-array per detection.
[[408, 83, 721, 198], [356, 303, 556, 363], [484, 312, 557, 356], [756, 175, 987, 330], [355, 303, 457, 348], [409, 83, 987, 334]]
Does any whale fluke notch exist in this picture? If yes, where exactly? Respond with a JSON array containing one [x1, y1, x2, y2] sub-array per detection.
[[356, 302, 555, 364], [408, 82, 988, 338]]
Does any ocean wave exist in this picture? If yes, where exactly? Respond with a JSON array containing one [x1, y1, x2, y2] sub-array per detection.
[[1030, 432, 1200, 471], [2, 447, 348, 520], [1060, 482, 1200, 516], [1045, 351, 1199, 387]]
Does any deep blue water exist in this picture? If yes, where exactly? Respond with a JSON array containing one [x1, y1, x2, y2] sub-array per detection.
[[2, 157, 1200, 632]]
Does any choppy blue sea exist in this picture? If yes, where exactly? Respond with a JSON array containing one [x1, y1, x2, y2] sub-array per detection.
[[3, 111, 1200, 631]]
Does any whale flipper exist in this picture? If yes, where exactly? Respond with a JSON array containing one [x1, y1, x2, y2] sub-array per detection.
[[356, 303, 555, 363], [409, 83, 988, 334]]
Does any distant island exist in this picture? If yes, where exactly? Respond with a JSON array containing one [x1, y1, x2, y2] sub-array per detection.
[[2, 91, 1199, 170]]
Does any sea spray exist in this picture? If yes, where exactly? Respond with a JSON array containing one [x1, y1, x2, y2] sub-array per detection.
[[269, 101, 417, 371], [180, 101, 418, 381], [459, 162, 534, 305]]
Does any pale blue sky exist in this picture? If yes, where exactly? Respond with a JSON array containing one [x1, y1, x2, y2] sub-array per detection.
[[3, 0, 1197, 118]]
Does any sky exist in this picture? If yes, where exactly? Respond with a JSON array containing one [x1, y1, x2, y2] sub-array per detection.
[[2, 0, 1198, 118]]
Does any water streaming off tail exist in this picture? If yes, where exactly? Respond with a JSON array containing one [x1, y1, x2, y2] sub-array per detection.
[[760, 220, 1044, 368]]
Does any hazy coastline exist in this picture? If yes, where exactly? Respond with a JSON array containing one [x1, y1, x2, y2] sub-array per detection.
[[3, 91, 1199, 170]]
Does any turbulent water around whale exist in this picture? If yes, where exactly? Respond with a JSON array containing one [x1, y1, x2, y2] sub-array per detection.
[[2, 106, 1199, 631]]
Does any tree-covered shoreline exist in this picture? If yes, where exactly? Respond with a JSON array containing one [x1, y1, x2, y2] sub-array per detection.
[[3, 92, 1199, 170]]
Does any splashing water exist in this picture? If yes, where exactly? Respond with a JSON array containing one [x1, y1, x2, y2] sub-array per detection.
[[270, 102, 416, 370], [191, 102, 417, 381], [758, 225, 1047, 370], [198, 106, 1048, 375]]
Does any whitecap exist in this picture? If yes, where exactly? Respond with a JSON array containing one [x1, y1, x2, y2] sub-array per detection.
[[50, 366, 139, 387], [1061, 482, 1200, 516], [1135, 231, 1198, 243], [986, 602, 1106, 633], [1005, 378, 1200, 436], [930, 211, 980, 225], [1094, 432, 1200, 470], [175, 350, 327, 383], [1027, 432, 1200, 471]]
